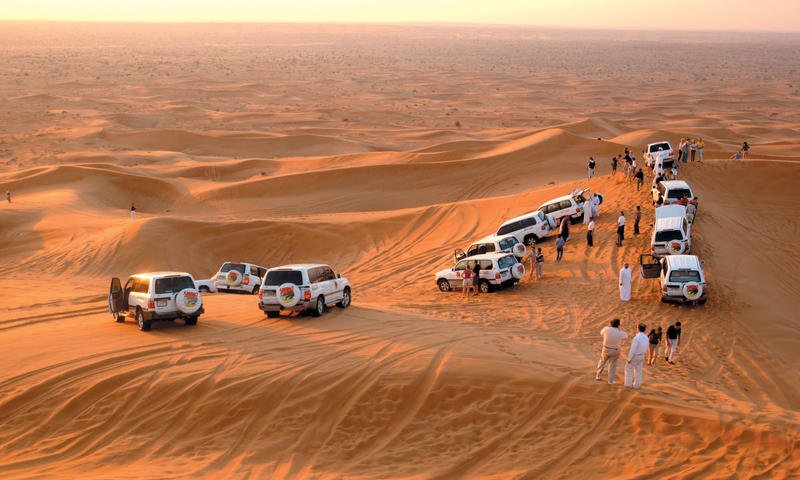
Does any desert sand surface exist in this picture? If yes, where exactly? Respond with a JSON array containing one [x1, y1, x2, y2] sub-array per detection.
[[1, 23, 799, 479]]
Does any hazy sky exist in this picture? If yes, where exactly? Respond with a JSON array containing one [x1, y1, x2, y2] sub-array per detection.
[[2, 0, 799, 32]]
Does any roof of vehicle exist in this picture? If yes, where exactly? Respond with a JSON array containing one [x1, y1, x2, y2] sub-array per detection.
[[500, 210, 544, 226], [659, 180, 692, 191], [664, 255, 703, 271], [647, 141, 672, 147], [474, 233, 517, 245], [654, 215, 685, 231], [458, 252, 516, 262], [268, 263, 329, 271], [131, 272, 192, 278], [655, 204, 687, 220], [540, 194, 577, 206]]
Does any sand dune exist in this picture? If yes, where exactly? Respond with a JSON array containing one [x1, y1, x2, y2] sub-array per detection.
[[1, 23, 799, 479]]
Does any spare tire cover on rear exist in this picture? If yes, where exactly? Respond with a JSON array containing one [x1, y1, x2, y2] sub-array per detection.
[[511, 262, 526, 280], [278, 283, 301, 308], [668, 240, 686, 254], [512, 242, 527, 258], [176, 288, 202, 314], [682, 282, 703, 301], [226, 270, 243, 286]]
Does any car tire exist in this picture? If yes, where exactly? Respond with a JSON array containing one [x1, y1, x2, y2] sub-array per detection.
[[437, 279, 451, 292], [185, 316, 198, 326], [479, 280, 491, 294], [311, 296, 325, 317], [337, 287, 351, 308], [136, 309, 151, 331], [266, 311, 280, 318], [698, 298, 707, 305], [524, 235, 539, 246], [115, 314, 125, 323], [252, 285, 260, 295]]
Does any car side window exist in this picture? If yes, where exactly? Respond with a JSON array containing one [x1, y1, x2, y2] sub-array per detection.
[[454, 261, 468, 271], [308, 267, 320, 284], [560, 200, 572, 210], [479, 260, 493, 270], [519, 217, 535, 229], [321, 267, 335, 281]]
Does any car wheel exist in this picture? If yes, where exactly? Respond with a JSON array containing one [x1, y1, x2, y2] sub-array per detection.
[[698, 298, 707, 305], [266, 311, 280, 318], [479, 280, 491, 294], [311, 296, 325, 317], [115, 314, 125, 323], [337, 287, 351, 308], [524, 235, 539, 246], [185, 316, 198, 326], [437, 279, 451, 292], [252, 285, 260, 295], [136, 309, 151, 331]]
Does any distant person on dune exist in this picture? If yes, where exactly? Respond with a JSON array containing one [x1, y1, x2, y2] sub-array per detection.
[[665, 321, 682, 364], [556, 236, 565, 263], [742, 141, 750, 158], [625, 323, 649, 389], [619, 262, 632, 301], [681, 141, 690, 164], [535, 247, 544, 280], [690, 138, 697, 162], [616, 211, 626, 246], [634, 206, 641, 235], [629, 156, 637, 181], [647, 327, 663, 366], [596, 318, 628, 384], [671, 161, 679, 180], [588, 156, 596, 178], [587, 217, 595, 247], [5, 191, 10, 203], [611, 155, 618, 175], [635, 168, 644, 191], [130, 203, 136, 220]]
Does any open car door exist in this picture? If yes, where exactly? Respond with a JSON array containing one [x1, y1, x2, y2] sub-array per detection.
[[639, 254, 662, 279], [545, 212, 558, 230], [454, 249, 466, 263], [109, 277, 125, 315]]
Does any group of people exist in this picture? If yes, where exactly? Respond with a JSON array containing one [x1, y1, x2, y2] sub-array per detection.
[[459, 259, 482, 300], [730, 141, 750, 160], [677, 137, 705, 163], [596, 318, 683, 389]]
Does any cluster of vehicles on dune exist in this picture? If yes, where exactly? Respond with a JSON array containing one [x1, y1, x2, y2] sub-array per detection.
[[108, 262, 351, 331]]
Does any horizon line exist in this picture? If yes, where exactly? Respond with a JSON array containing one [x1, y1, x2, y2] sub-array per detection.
[[1, 19, 799, 35]]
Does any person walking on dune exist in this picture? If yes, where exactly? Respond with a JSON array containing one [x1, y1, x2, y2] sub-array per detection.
[[611, 155, 618, 175], [556, 236, 565, 263], [619, 262, 632, 301], [588, 156, 596, 179], [5, 190, 10, 203], [616, 211, 626, 246], [635, 168, 644, 191], [647, 326, 663, 366], [625, 323, 649, 389], [634, 206, 641, 235], [130, 203, 137, 220], [535, 247, 544, 280], [665, 321, 682, 364], [596, 318, 628, 384], [587, 217, 595, 247]]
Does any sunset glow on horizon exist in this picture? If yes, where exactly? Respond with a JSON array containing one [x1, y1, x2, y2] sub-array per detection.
[[2, 0, 800, 32]]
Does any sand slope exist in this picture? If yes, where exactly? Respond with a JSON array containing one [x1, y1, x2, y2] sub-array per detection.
[[1, 23, 799, 479]]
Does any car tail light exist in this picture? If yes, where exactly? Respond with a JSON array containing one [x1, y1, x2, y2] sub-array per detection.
[[303, 290, 311, 301], [495, 273, 501, 280], [147, 300, 155, 310], [662, 285, 668, 293], [651, 246, 655, 252], [244, 277, 250, 285], [258, 292, 263, 300]]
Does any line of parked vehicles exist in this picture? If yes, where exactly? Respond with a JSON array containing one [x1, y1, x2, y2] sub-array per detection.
[[108, 262, 351, 331], [435, 187, 604, 294], [638, 140, 708, 305]]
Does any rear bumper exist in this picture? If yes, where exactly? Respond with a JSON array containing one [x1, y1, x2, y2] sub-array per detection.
[[259, 301, 312, 313], [142, 306, 204, 321], [661, 293, 707, 304]]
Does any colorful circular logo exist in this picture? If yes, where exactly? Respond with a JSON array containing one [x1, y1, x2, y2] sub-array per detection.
[[280, 286, 296, 303], [226, 271, 240, 284], [670, 241, 683, 253], [183, 291, 198, 307]]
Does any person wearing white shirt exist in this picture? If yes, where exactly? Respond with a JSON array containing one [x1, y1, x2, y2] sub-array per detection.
[[587, 218, 595, 247], [616, 211, 626, 246], [619, 262, 631, 301], [625, 323, 649, 389], [595, 318, 628, 384]]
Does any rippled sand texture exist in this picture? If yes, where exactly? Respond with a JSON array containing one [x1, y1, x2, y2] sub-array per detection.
[[1, 23, 799, 479]]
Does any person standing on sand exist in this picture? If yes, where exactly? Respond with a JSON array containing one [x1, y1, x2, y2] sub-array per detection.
[[690, 138, 697, 162], [665, 321, 682, 364], [591, 193, 600, 218], [596, 318, 628, 384], [587, 217, 595, 247], [462, 262, 473, 299], [647, 327, 663, 366], [611, 155, 618, 175], [630, 156, 637, 181], [5, 190, 10, 203], [556, 236, 565, 263], [619, 262, 632, 301], [535, 247, 544, 280], [677, 138, 686, 163], [130, 203, 137, 220], [635, 168, 644, 191], [472, 261, 481, 296], [625, 323, 649, 389], [588, 156, 596, 178], [526, 245, 536, 282], [634, 206, 641, 235], [682, 141, 690, 164], [696, 138, 705, 162], [559, 216, 570, 241], [583, 197, 593, 224], [742, 141, 750, 159], [616, 211, 626, 246]]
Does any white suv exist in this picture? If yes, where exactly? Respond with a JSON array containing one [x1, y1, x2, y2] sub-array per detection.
[[644, 141, 675, 170], [435, 252, 525, 294], [639, 254, 708, 304], [538, 188, 603, 225], [496, 210, 553, 246], [652, 180, 695, 207], [214, 262, 266, 294], [651, 205, 692, 255], [455, 234, 526, 262], [108, 272, 204, 331], [258, 264, 351, 318]]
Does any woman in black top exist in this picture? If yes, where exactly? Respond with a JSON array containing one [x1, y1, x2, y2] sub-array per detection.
[[647, 327, 662, 366], [472, 262, 481, 296]]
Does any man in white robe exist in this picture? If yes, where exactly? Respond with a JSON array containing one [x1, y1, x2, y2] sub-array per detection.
[[582, 199, 593, 224], [591, 193, 600, 218], [625, 323, 649, 389], [619, 262, 632, 301]]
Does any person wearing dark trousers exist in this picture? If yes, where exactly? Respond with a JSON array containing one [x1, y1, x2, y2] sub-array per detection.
[[556, 236, 565, 262], [634, 206, 641, 235], [616, 211, 626, 246], [587, 218, 595, 246]]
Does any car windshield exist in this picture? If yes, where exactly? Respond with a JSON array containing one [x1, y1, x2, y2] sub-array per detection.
[[154, 276, 195, 294], [220, 263, 245, 274], [498, 237, 517, 250], [497, 256, 517, 269], [655, 230, 683, 242], [666, 188, 692, 199], [265, 270, 303, 286], [668, 269, 701, 283]]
